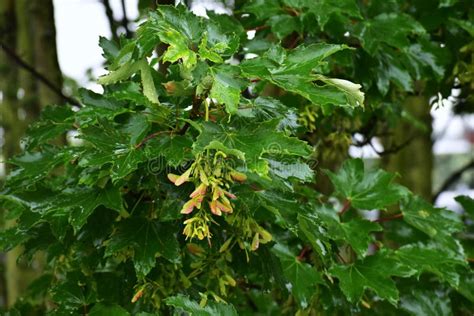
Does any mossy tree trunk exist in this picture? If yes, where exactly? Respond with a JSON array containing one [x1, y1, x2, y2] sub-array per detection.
[[382, 96, 433, 200], [1, 0, 63, 308]]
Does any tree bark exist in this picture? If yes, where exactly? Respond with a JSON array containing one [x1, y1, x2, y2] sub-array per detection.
[[30, 0, 63, 106], [382, 96, 433, 200], [0, 0, 20, 308]]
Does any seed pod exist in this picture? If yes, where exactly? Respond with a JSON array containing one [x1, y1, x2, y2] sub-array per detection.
[[131, 288, 144, 303], [175, 169, 192, 186], [230, 171, 247, 182], [190, 183, 207, 198], [209, 200, 222, 216], [251, 233, 260, 251], [216, 200, 233, 213], [224, 190, 237, 200], [180, 199, 196, 214], [199, 168, 209, 186], [219, 237, 233, 253], [167, 173, 179, 184], [258, 227, 272, 243]]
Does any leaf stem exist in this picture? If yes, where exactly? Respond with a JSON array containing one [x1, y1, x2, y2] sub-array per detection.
[[338, 199, 351, 216], [373, 213, 403, 223], [135, 130, 171, 149], [296, 245, 311, 261]]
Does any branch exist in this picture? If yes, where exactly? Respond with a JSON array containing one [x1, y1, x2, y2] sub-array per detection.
[[432, 159, 474, 202], [369, 135, 416, 156], [373, 213, 403, 223], [178, 96, 202, 135], [0, 41, 81, 107], [135, 130, 171, 149], [101, 0, 119, 42], [120, 0, 133, 38]]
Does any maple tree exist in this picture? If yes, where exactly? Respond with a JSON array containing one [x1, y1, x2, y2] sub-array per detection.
[[1, 1, 473, 315]]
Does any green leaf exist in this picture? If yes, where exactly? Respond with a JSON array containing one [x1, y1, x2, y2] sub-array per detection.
[[326, 158, 409, 210], [106, 218, 180, 277], [400, 289, 452, 316], [401, 196, 463, 245], [99, 36, 120, 62], [241, 44, 364, 112], [210, 68, 244, 114], [50, 278, 96, 311], [138, 60, 160, 104], [7, 149, 74, 188], [89, 303, 130, 316], [267, 15, 300, 39], [159, 28, 197, 69], [354, 13, 426, 55], [302, 206, 382, 258], [194, 121, 312, 175], [439, 0, 458, 7], [62, 186, 123, 232], [272, 243, 323, 308], [145, 134, 193, 168], [456, 269, 474, 302], [164, 294, 238, 316], [394, 242, 466, 287], [123, 113, 150, 146], [455, 195, 474, 219], [25, 105, 74, 148], [268, 159, 314, 182], [298, 213, 331, 260], [330, 251, 412, 305]]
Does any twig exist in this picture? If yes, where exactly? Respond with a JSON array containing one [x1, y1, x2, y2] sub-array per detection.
[[101, 0, 119, 42], [135, 130, 171, 149], [369, 135, 416, 156], [178, 96, 202, 135], [373, 213, 403, 223], [120, 0, 133, 38], [246, 25, 269, 32], [432, 159, 474, 202], [0, 41, 81, 107]]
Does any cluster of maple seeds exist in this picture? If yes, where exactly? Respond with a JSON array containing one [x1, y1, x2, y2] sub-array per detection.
[[167, 156, 247, 240]]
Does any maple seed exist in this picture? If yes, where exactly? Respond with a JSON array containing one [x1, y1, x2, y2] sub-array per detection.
[[181, 199, 196, 214], [174, 169, 192, 186], [190, 183, 207, 198], [209, 200, 222, 216], [167, 173, 179, 184], [131, 288, 144, 303], [230, 171, 247, 182]]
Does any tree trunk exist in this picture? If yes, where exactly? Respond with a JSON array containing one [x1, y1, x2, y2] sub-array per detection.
[[382, 96, 433, 200], [30, 0, 63, 106], [0, 0, 20, 308]]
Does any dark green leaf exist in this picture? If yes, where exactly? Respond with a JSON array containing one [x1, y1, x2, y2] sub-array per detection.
[[106, 218, 180, 277], [326, 158, 409, 210], [164, 294, 238, 316]]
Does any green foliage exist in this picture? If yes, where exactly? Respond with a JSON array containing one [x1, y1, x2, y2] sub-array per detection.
[[1, 2, 473, 315]]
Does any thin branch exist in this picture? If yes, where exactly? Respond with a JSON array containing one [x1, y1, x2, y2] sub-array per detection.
[[178, 96, 202, 135], [432, 159, 474, 202], [373, 213, 403, 223], [101, 0, 119, 42], [369, 135, 416, 156], [120, 0, 132, 38], [135, 130, 171, 149], [0, 41, 81, 107]]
